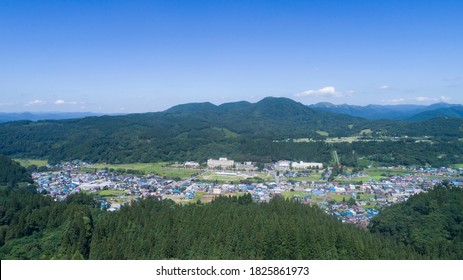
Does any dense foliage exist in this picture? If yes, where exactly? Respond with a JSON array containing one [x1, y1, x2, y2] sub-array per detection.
[[0, 185, 100, 259], [89, 196, 421, 260], [1, 98, 462, 166], [0, 155, 33, 187], [369, 186, 463, 259]]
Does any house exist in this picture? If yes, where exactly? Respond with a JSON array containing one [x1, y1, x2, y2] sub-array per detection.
[[313, 189, 324, 196]]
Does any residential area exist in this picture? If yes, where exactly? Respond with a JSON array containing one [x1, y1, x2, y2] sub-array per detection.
[[32, 158, 463, 227]]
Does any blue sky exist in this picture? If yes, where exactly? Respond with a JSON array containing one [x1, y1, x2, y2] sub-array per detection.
[[1, 0, 462, 113]]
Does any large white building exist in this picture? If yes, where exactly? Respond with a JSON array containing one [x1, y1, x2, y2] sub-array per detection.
[[207, 157, 235, 169], [291, 161, 323, 170]]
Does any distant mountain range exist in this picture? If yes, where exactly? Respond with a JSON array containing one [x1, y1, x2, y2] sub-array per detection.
[[2, 100, 462, 124], [0, 112, 105, 123], [308, 102, 463, 120]]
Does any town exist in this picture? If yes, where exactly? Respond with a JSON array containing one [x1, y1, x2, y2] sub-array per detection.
[[32, 157, 463, 228]]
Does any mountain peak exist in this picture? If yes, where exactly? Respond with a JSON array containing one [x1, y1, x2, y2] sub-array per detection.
[[164, 102, 217, 113]]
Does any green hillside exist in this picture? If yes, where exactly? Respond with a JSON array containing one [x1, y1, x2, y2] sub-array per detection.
[[0, 97, 462, 166], [369, 186, 463, 259]]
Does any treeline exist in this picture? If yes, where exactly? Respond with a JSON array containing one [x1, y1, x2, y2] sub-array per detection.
[[0, 155, 33, 187], [369, 186, 463, 259], [0, 185, 101, 259]]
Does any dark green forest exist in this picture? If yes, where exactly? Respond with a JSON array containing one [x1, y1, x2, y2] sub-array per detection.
[[0, 155, 33, 187], [369, 186, 463, 259], [0, 98, 462, 166], [0, 188, 421, 260]]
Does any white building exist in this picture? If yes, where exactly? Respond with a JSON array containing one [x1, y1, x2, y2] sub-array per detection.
[[184, 161, 200, 168], [291, 161, 323, 170], [207, 157, 235, 169]]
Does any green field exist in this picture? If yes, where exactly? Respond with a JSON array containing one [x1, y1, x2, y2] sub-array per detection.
[[316, 130, 329, 137], [14, 159, 48, 168], [198, 171, 272, 184], [363, 168, 412, 181], [198, 172, 245, 183], [96, 190, 128, 197], [327, 194, 353, 202], [452, 164, 463, 168], [194, 191, 207, 200], [88, 162, 200, 179]]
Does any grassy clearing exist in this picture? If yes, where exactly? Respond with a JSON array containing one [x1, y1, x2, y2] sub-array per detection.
[[97, 190, 127, 197], [14, 159, 48, 168], [198, 171, 272, 184], [194, 191, 207, 201], [452, 164, 463, 168], [363, 168, 412, 181], [316, 130, 329, 137], [327, 194, 353, 202], [199, 174, 245, 183], [211, 127, 239, 138], [88, 162, 199, 179]]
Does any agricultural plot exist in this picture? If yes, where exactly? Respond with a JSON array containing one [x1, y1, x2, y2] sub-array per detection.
[[88, 162, 200, 179], [15, 158, 48, 168]]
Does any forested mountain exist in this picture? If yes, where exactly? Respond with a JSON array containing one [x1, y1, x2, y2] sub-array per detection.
[[369, 186, 463, 259], [0, 97, 462, 166], [309, 102, 463, 120], [407, 106, 463, 121]]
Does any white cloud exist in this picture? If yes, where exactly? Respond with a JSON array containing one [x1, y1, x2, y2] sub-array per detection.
[[25, 100, 46, 106], [295, 86, 344, 98], [382, 96, 452, 104], [54, 99, 83, 105], [414, 96, 436, 102], [440, 96, 451, 103], [379, 85, 390, 90]]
